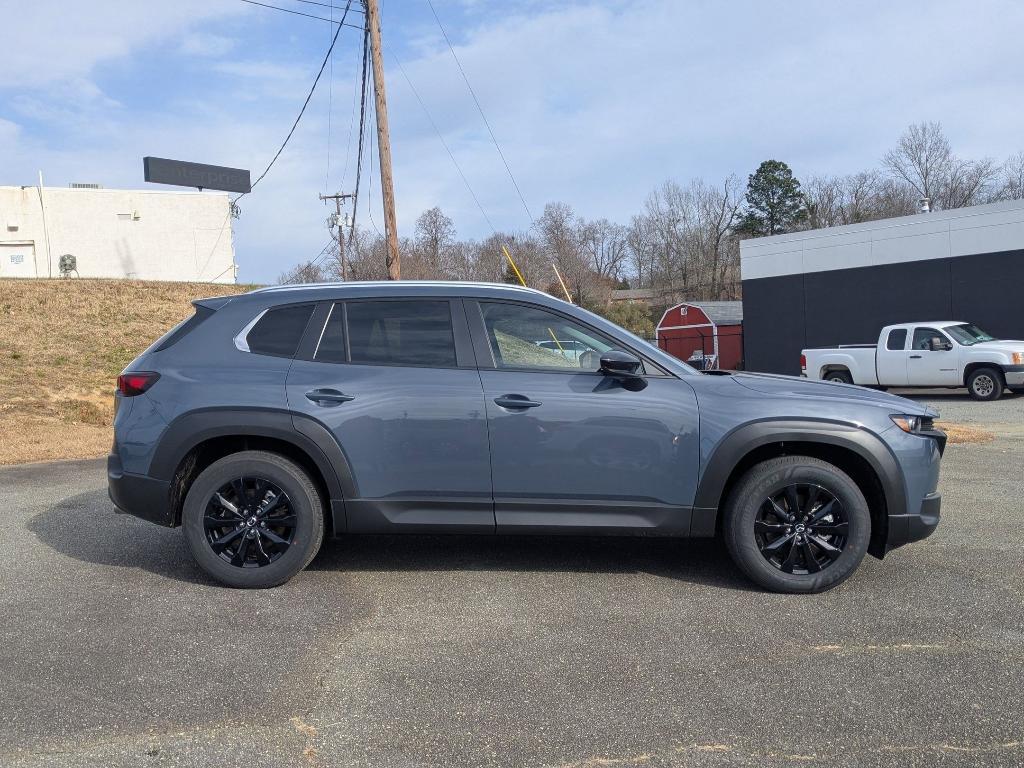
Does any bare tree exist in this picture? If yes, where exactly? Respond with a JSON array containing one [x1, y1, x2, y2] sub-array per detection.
[[278, 258, 330, 284], [883, 122, 998, 210], [412, 207, 457, 279], [994, 152, 1024, 201], [580, 218, 629, 283]]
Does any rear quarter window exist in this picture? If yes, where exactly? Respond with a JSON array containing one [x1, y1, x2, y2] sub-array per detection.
[[246, 303, 315, 358], [885, 328, 907, 351]]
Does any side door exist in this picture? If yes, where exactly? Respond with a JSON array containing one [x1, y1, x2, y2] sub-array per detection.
[[907, 326, 959, 386], [286, 298, 494, 532], [467, 299, 700, 534], [875, 327, 909, 386]]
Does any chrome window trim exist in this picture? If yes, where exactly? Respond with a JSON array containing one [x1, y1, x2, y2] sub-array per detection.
[[233, 308, 269, 353], [313, 302, 336, 359]]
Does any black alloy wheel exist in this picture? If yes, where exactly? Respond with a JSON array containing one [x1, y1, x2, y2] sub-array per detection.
[[204, 476, 298, 567], [755, 484, 848, 574]]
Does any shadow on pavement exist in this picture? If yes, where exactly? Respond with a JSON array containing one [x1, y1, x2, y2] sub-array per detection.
[[311, 533, 757, 592], [30, 488, 755, 592], [28, 488, 215, 586]]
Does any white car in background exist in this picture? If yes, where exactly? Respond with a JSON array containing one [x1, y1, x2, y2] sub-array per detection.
[[801, 322, 1024, 400]]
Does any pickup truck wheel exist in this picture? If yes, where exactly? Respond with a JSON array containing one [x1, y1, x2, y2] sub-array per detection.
[[967, 368, 1003, 401], [182, 451, 324, 588], [824, 371, 853, 385], [723, 456, 870, 594]]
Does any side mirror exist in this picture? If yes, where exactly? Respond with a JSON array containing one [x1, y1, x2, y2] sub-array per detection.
[[599, 350, 642, 377], [930, 337, 952, 351]]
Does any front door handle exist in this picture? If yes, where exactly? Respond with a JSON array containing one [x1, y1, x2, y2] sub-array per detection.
[[494, 394, 542, 409], [909, 354, 923, 359], [305, 388, 355, 406]]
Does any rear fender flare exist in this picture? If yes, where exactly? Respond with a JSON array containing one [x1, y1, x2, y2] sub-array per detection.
[[148, 408, 357, 501]]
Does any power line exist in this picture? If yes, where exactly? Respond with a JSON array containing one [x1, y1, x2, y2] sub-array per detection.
[[425, 0, 534, 224], [242, 0, 354, 200], [338, 35, 362, 191], [323, 0, 335, 193], [387, 45, 499, 235], [349, 26, 371, 237], [289, 0, 364, 12], [237, 0, 362, 28]]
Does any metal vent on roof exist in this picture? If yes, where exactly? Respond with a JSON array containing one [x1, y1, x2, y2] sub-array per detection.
[[69, 183, 102, 189]]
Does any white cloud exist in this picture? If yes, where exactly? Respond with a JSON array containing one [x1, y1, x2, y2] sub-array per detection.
[[2, 0, 1023, 283], [179, 32, 237, 58]]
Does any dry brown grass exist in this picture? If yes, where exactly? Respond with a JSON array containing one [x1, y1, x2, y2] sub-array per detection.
[[0, 278, 252, 464], [938, 422, 995, 445]]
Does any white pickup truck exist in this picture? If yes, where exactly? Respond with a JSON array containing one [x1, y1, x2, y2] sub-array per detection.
[[801, 322, 1024, 401]]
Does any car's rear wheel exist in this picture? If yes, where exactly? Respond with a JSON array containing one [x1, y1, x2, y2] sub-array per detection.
[[723, 456, 871, 593], [183, 451, 324, 588], [824, 370, 853, 385], [967, 367, 1004, 401]]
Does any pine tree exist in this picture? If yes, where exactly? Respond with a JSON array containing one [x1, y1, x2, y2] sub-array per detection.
[[736, 160, 807, 236]]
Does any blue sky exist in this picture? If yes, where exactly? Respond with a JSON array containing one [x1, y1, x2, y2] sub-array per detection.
[[2, 0, 1023, 283]]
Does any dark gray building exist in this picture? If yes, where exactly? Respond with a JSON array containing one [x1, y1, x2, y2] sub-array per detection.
[[740, 200, 1024, 374]]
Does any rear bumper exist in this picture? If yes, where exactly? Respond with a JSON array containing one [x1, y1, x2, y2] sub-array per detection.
[[886, 492, 941, 551], [1002, 364, 1024, 387], [107, 452, 174, 526]]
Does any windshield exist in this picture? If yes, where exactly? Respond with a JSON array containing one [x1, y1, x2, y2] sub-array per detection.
[[945, 323, 996, 346]]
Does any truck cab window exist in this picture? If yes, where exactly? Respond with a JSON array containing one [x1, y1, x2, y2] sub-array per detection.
[[886, 329, 907, 351], [912, 327, 945, 350]]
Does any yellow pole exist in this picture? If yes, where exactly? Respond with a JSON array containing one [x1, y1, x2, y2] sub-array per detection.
[[552, 262, 573, 303], [501, 244, 526, 287]]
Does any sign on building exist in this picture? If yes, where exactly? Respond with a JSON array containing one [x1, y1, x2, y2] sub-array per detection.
[[143, 157, 251, 194]]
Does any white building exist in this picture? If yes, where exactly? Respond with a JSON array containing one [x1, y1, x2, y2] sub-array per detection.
[[0, 185, 237, 283]]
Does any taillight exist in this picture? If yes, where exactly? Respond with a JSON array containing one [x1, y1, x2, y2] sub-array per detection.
[[800, 354, 807, 370], [117, 372, 160, 397]]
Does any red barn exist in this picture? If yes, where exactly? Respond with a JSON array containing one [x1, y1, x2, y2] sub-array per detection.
[[656, 301, 744, 370]]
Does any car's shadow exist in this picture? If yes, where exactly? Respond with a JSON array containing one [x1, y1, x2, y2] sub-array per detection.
[[30, 488, 756, 592]]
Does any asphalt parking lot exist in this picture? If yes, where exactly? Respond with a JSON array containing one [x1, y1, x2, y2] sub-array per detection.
[[2, 392, 1023, 768]]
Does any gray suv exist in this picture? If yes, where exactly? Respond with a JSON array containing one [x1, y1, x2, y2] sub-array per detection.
[[108, 282, 944, 592]]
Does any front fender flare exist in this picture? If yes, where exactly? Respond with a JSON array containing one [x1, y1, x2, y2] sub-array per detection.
[[691, 419, 906, 544]]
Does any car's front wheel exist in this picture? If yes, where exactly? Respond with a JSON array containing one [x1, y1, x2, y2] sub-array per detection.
[[723, 456, 871, 593], [182, 451, 324, 588]]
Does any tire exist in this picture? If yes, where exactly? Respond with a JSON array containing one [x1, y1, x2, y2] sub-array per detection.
[[966, 367, 1004, 401], [824, 370, 853, 385], [182, 451, 324, 588], [723, 456, 871, 594]]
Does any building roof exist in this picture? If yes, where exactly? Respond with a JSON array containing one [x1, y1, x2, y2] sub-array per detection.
[[660, 300, 743, 327], [739, 198, 1024, 281], [609, 288, 657, 302]]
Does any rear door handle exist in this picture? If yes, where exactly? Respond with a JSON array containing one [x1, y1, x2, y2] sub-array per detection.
[[305, 388, 355, 406], [494, 394, 542, 409]]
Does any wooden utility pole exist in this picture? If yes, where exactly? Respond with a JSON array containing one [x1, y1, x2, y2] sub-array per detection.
[[364, 0, 400, 279], [319, 192, 354, 280]]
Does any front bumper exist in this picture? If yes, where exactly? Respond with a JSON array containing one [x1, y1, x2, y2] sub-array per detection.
[[886, 492, 941, 551], [1003, 364, 1024, 388], [108, 452, 173, 526]]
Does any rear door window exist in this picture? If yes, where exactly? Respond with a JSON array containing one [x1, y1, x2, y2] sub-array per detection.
[[247, 303, 315, 357], [346, 300, 456, 367]]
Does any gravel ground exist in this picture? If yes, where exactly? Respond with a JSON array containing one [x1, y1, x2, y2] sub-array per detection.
[[1, 393, 1022, 768]]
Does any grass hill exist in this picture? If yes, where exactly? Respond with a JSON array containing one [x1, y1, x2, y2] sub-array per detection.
[[0, 278, 252, 464]]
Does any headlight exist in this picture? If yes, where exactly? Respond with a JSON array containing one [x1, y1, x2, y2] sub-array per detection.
[[891, 414, 935, 434]]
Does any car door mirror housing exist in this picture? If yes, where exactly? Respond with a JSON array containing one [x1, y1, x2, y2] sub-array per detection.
[[599, 350, 642, 377]]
